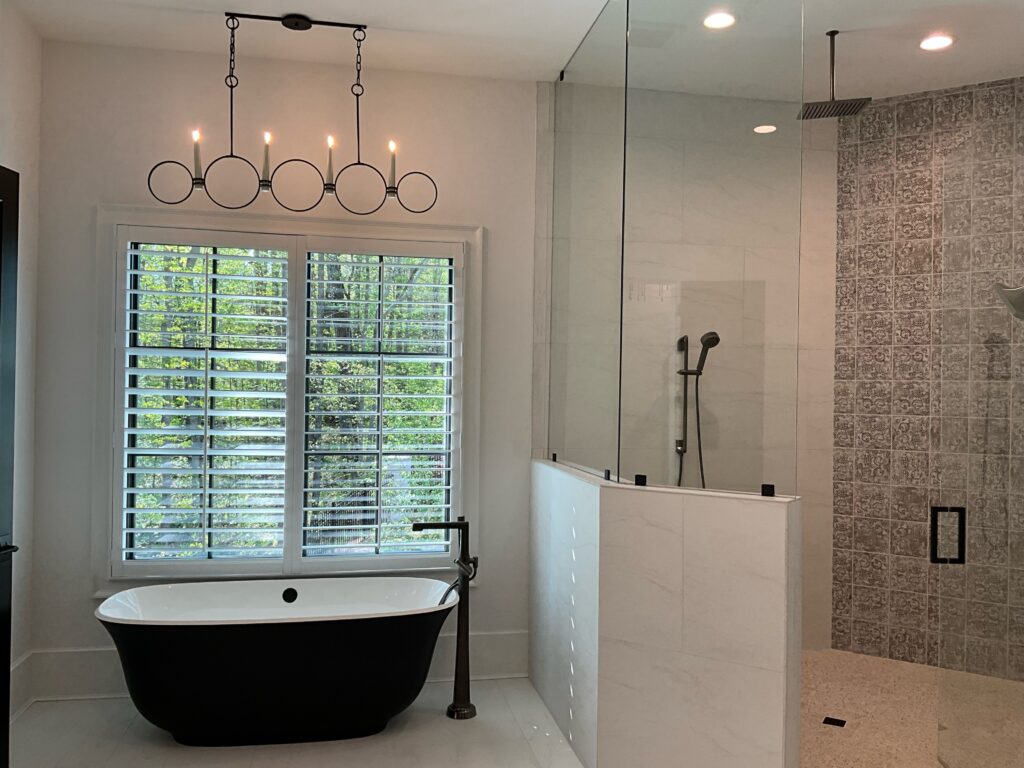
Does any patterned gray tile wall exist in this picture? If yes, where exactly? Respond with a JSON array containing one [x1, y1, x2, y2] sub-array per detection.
[[832, 77, 1024, 679]]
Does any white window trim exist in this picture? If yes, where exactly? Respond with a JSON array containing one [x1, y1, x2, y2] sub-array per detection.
[[93, 205, 483, 590]]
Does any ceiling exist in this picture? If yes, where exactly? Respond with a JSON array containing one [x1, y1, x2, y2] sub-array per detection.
[[574, 0, 1024, 100], [13, 0, 1024, 99], [13, 0, 608, 82]]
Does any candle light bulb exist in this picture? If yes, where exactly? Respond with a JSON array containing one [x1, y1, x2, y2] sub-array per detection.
[[388, 140, 397, 189], [326, 135, 335, 183], [191, 129, 203, 179], [260, 131, 271, 185]]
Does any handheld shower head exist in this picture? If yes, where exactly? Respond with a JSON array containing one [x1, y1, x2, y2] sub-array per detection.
[[695, 331, 720, 374]]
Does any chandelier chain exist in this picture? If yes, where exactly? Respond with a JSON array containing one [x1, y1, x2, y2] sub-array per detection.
[[351, 27, 366, 162], [226, 15, 239, 154]]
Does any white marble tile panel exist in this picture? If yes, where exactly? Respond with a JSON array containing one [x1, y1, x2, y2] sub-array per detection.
[[598, 637, 788, 768], [680, 494, 792, 671], [599, 486, 684, 649], [555, 83, 625, 138], [624, 135, 684, 244], [681, 141, 802, 251]]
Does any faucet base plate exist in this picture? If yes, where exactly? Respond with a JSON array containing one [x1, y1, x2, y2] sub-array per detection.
[[446, 703, 477, 720]]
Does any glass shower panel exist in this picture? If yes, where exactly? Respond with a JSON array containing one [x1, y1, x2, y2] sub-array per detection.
[[547, 0, 627, 477], [933, 69, 1024, 767], [618, 0, 805, 492]]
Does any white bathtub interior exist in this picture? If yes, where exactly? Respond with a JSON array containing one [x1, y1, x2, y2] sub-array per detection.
[[96, 576, 458, 626]]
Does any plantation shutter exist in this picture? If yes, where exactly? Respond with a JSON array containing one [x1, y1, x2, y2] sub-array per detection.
[[120, 240, 289, 560], [302, 250, 456, 557]]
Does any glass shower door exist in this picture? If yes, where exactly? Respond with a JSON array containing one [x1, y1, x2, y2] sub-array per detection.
[[933, 74, 1024, 765]]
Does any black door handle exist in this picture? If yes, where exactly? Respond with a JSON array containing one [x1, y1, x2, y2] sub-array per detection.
[[0, 544, 18, 556]]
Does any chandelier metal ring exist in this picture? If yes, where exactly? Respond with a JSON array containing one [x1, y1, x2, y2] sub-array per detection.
[[202, 154, 262, 210], [334, 162, 388, 216], [270, 158, 327, 213], [395, 171, 439, 214], [147, 160, 195, 205]]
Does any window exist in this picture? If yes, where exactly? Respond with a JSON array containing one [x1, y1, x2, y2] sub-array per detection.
[[114, 228, 461, 575]]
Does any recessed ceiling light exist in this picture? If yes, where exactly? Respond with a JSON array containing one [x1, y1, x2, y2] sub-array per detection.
[[920, 34, 954, 51], [754, 125, 777, 134], [703, 11, 736, 30]]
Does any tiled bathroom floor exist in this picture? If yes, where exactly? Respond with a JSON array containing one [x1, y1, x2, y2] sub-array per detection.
[[16, 653, 1024, 768], [802, 649, 1024, 768], [11, 678, 582, 768]]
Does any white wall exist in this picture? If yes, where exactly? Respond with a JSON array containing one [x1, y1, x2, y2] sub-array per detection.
[[0, 0, 41, 706], [32, 40, 538, 687]]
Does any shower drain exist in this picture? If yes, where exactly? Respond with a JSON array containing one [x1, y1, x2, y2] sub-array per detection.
[[822, 717, 847, 727]]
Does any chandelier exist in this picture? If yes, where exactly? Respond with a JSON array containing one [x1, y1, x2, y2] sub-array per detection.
[[147, 12, 437, 214]]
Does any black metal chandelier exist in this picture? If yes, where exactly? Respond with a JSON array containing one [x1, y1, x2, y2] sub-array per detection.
[[147, 12, 437, 214]]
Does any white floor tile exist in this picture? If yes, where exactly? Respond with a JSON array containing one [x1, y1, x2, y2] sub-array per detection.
[[12, 680, 583, 768]]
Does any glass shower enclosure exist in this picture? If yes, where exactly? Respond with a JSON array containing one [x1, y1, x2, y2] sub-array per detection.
[[545, 0, 1024, 765], [548, 0, 804, 494]]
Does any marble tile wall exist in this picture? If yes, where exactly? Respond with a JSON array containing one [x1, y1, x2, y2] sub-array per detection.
[[530, 460, 801, 768], [832, 77, 1024, 679]]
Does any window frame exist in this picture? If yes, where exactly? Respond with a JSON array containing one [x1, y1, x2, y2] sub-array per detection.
[[105, 221, 473, 582]]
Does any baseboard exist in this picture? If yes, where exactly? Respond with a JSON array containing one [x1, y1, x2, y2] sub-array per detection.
[[9, 651, 32, 722], [10, 629, 527, 721]]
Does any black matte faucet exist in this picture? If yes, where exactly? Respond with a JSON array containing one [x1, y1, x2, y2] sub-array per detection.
[[412, 515, 478, 719]]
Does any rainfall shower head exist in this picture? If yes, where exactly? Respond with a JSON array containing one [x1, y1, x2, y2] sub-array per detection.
[[994, 283, 1024, 320], [695, 331, 720, 374], [799, 31, 871, 120]]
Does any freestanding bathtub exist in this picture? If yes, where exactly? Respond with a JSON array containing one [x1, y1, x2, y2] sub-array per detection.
[[96, 576, 457, 746]]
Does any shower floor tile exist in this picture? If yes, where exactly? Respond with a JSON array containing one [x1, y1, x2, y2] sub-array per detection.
[[11, 679, 582, 768], [802, 649, 1024, 768]]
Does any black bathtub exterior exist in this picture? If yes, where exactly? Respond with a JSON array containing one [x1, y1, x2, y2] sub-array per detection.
[[100, 606, 453, 746]]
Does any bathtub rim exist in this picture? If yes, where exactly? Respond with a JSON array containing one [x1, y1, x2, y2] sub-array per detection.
[[95, 575, 459, 627]]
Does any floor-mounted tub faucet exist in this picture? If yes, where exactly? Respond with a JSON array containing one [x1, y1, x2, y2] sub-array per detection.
[[412, 515, 478, 719]]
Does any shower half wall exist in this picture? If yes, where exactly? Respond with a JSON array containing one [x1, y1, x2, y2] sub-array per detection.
[[831, 77, 1024, 679]]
